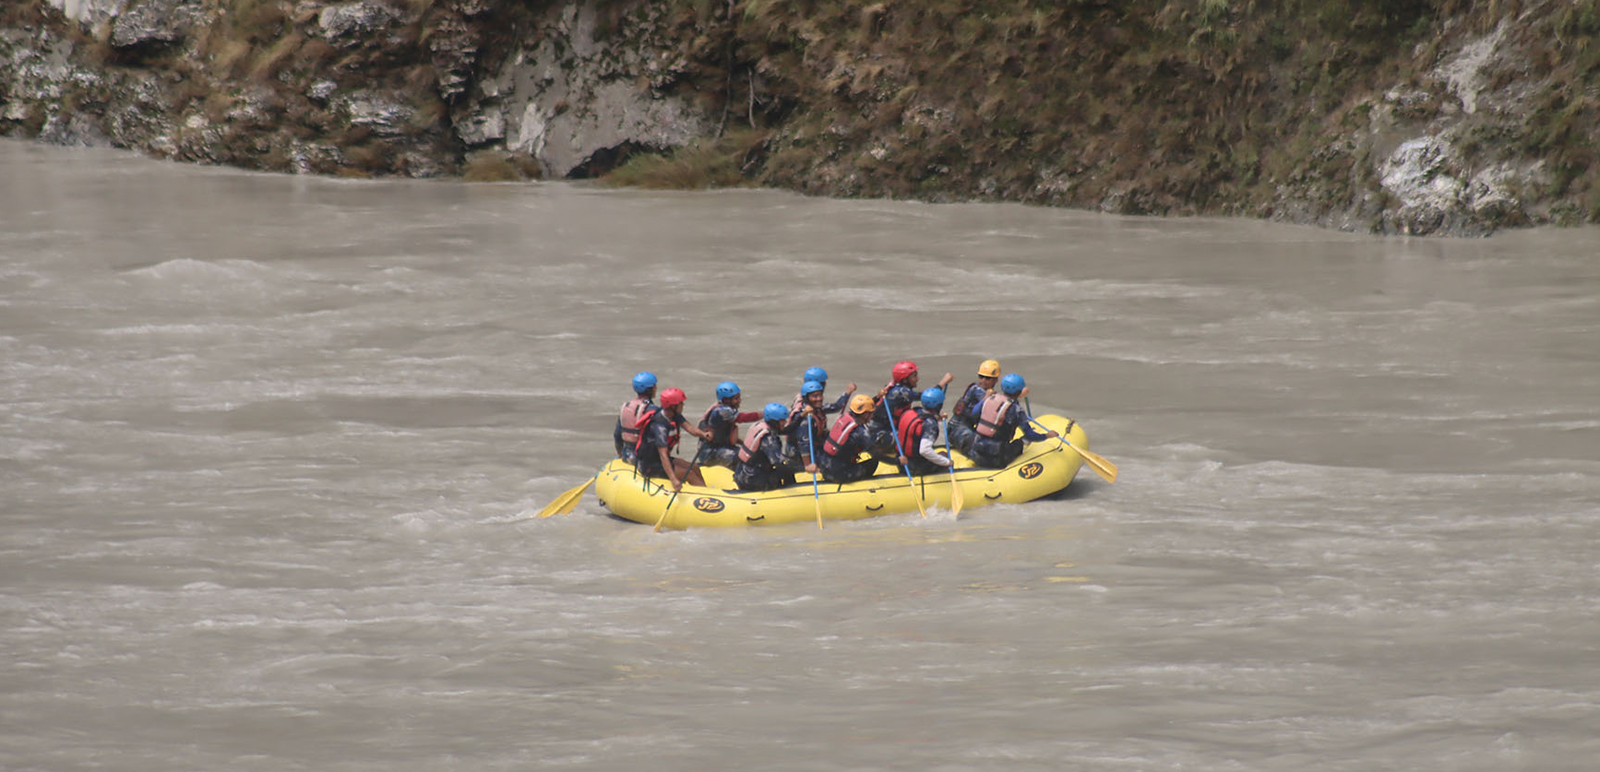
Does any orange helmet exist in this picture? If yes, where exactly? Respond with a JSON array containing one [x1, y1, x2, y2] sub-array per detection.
[[659, 387, 686, 408], [848, 394, 875, 415], [891, 360, 918, 382], [978, 359, 1001, 378]]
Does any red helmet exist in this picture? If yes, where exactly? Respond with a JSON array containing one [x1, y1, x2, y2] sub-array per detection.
[[659, 387, 686, 407], [891, 360, 918, 382]]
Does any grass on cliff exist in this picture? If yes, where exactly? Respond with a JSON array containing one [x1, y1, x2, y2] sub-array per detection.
[[602, 130, 767, 189]]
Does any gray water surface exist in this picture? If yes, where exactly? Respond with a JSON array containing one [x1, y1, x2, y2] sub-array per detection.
[[2, 139, 1598, 771]]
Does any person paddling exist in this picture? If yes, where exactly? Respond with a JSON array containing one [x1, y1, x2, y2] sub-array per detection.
[[868, 360, 951, 461], [896, 387, 954, 476], [614, 371, 657, 464], [820, 394, 881, 484], [963, 374, 1057, 469], [734, 403, 811, 492], [636, 387, 713, 491], [784, 379, 829, 469], [947, 359, 1000, 455]]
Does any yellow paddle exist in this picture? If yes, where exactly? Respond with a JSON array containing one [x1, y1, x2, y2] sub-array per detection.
[[537, 476, 594, 517], [1029, 417, 1117, 483], [942, 418, 964, 516]]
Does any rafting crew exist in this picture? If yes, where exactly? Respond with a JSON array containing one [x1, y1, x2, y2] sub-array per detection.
[[734, 403, 814, 492], [634, 387, 715, 491], [820, 394, 881, 484], [615, 371, 658, 463], [957, 373, 1058, 469], [696, 381, 762, 469], [896, 387, 954, 475], [617, 362, 1070, 488]]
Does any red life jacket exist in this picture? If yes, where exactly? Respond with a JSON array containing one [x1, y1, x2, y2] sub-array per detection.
[[618, 397, 651, 448], [633, 407, 679, 455], [896, 408, 926, 455], [822, 414, 861, 458], [737, 421, 773, 464], [975, 393, 1014, 438]]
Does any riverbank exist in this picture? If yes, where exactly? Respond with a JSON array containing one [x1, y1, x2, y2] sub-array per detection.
[[3, 0, 1596, 236]]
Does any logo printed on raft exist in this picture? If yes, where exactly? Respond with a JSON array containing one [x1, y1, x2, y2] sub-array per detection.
[[693, 497, 726, 513], [1018, 462, 1044, 480]]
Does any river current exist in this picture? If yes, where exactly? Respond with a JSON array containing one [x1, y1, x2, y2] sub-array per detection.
[[2, 139, 1598, 771]]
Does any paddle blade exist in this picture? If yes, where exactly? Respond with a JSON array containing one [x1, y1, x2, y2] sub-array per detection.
[[811, 473, 824, 530], [1067, 442, 1117, 483], [654, 491, 679, 532], [948, 474, 964, 517], [538, 477, 594, 518]]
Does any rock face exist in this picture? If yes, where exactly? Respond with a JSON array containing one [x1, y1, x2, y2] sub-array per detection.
[[454, 2, 711, 178], [11, 0, 721, 180], [5, 0, 1598, 235]]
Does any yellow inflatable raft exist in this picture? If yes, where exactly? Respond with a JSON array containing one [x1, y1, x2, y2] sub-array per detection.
[[595, 414, 1089, 529]]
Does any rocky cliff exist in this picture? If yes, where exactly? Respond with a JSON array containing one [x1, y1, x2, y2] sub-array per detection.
[[3, 0, 1596, 236]]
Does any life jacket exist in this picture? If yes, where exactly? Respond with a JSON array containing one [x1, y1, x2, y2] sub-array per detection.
[[617, 397, 651, 448], [699, 402, 737, 446], [975, 393, 1015, 439], [896, 408, 927, 456], [633, 407, 679, 455], [737, 421, 774, 464], [822, 414, 861, 458]]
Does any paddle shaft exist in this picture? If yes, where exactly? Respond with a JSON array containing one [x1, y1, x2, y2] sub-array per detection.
[[882, 400, 927, 517], [807, 415, 823, 530], [654, 447, 706, 532], [942, 418, 963, 516]]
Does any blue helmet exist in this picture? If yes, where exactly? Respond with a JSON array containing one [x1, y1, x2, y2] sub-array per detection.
[[920, 387, 945, 410], [1000, 373, 1026, 396], [802, 366, 828, 384], [715, 381, 741, 400], [631, 371, 657, 394], [762, 402, 789, 422], [800, 379, 824, 396]]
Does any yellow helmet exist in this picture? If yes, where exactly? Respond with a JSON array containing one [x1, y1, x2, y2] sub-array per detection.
[[978, 359, 1001, 378], [848, 394, 876, 415]]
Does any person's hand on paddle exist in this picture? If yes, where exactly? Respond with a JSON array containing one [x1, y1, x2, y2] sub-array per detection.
[[897, 454, 908, 466], [805, 463, 818, 474]]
